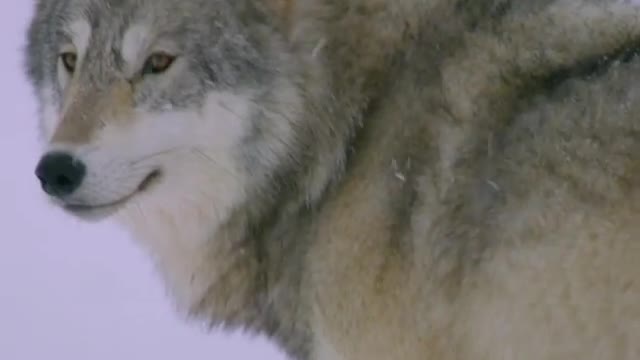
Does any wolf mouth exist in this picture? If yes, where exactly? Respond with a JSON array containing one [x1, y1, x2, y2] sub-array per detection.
[[62, 170, 162, 216]]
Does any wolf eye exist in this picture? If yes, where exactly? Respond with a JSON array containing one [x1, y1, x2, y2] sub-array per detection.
[[60, 52, 77, 73], [142, 52, 176, 75]]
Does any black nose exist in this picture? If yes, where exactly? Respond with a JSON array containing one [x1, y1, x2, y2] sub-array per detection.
[[35, 152, 86, 197]]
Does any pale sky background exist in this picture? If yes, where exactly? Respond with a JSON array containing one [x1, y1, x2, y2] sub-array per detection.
[[0, 3, 287, 359]]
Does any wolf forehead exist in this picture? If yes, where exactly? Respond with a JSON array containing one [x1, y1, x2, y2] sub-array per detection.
[[24, 0, 275, 89]]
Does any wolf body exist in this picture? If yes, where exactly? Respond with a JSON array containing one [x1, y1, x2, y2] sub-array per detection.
[[24, 0, 640, 359]]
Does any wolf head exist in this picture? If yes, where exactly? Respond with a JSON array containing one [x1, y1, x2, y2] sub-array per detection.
[[22, 0, 348, 314], [24, 0, 312, 221]]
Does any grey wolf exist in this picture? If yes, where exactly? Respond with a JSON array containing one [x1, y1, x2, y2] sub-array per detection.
[[23, 0, 640, 358]]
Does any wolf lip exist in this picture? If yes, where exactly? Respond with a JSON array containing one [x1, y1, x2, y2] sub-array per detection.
[[137, 169, 161, 192], [62, 170, 162, 213]]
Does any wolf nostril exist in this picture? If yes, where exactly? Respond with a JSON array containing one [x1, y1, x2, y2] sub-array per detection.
[[34, 152, 86, 197]]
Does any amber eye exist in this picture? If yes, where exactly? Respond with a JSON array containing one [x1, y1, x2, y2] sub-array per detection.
[[60, 52, 77, 73], [142, 52, 176, 75]]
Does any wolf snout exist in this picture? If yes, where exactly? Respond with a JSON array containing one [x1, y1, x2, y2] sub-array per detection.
[[35, 152, 86, 198]]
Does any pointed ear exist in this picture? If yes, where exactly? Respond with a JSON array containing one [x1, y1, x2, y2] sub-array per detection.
[[263, 0, 295, 35]]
